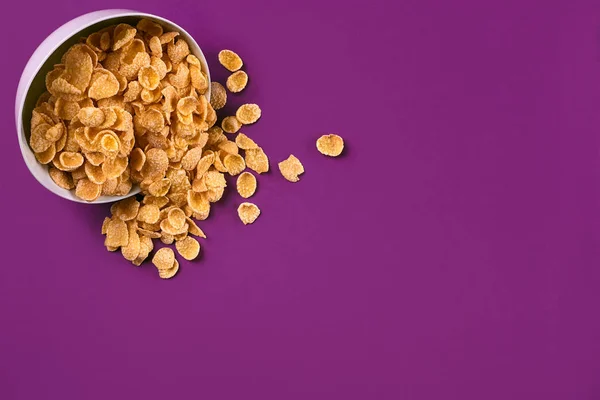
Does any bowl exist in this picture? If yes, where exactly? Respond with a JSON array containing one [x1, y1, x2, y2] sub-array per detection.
[[15, 9, 211, 204]]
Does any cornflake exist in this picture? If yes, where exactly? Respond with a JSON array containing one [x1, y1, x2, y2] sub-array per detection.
[[221, 116, 242, 134], [175, 237, 200, 260], [224, 154, 245, 176], [245, 147, 269, 174], [152, 247, 175, 270], [187, 217, 206, 238], [181, 146, 203, 170], [236, 172, 257, 198], [235, 103, 261, 124], [237, 202, 260, 225], [49, 167, 74, 190], [133, 235, 154, 266], [137, 204, 160, 224], [316, 134, 344, 157], [111, 197, 140, 221], [278, 155, 304, 182], [217, 140, 238, 155], [138, 66, 160, 90], [121, 221, 141, 261], [218, 49, 243, 72], [168, 208, 186, 230], [152, 247, 178, 279], [234, 132, 258, 150], [226, 71, 248, 93], [158, 259, 179, 279], [75, 179, 101, 201], [137, 19, 163, 37], [104, 218, 129, 247], [35, 145, 56, 165]]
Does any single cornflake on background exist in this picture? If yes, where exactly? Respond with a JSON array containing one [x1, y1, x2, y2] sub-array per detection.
[[226, 71, 248, 93], [316, 134, 344, 157], [235, 104, 261, 124], [237, 202, 261, 225], [278, 155, 304, 182], [244, 147, 269, 174], [218, 49, 243, 72], [236, 171, 257, 198]]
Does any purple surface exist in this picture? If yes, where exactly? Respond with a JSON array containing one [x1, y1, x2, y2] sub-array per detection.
[[2, 0, 600, 398]]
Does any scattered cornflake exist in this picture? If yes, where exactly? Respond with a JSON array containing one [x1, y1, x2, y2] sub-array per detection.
[[224, 154, 246, 176], [101, 217, 111, 234], [316, 134, 344, 157], [158, 259, 179, 279], [187, 217, 206, 238], [278, 155, 304, 182], [235, 132, 258, 150], [175, 237, 200, 260], [152, 247, 175, 271], [245, 147, 269, 174], [218, 49, 243, 72], [236, 172, 257, 198], [132, 235, 154, 266], [221, 116, 242, 133], [235, 104, 261, 124], [121, 221, 141, 261], [104, 218, 129, 248], [226, 71, 248, 93], [237, 202, 260, 225]]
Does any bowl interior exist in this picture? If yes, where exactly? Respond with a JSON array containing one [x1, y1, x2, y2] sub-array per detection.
[[21, 14, 210, 204]]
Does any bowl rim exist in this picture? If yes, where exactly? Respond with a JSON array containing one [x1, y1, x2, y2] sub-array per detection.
[[15, 9, 211, 204]]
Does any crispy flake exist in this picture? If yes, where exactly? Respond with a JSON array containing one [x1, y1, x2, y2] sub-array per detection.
[[245, 147, 269, 174], [175, 237, 200, 260], [316, 134, 344, 156], [278, 154, 304, 182], [237, 202, 260, 225], [235, 104, 261, 124], [221, 116, 242, 134], [218, 50, 243, 72], [236, 172, 256, 198], [226, 71, 248, 93]]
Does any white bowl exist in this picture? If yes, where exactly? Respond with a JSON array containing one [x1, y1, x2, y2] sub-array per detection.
[[15, 9, 211, 204]]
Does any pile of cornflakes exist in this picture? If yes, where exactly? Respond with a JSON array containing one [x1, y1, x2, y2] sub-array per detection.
[[28, 19, 344, 279]]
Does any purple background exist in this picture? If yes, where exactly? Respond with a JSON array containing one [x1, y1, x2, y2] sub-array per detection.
[[2, 0, 600, 398]]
